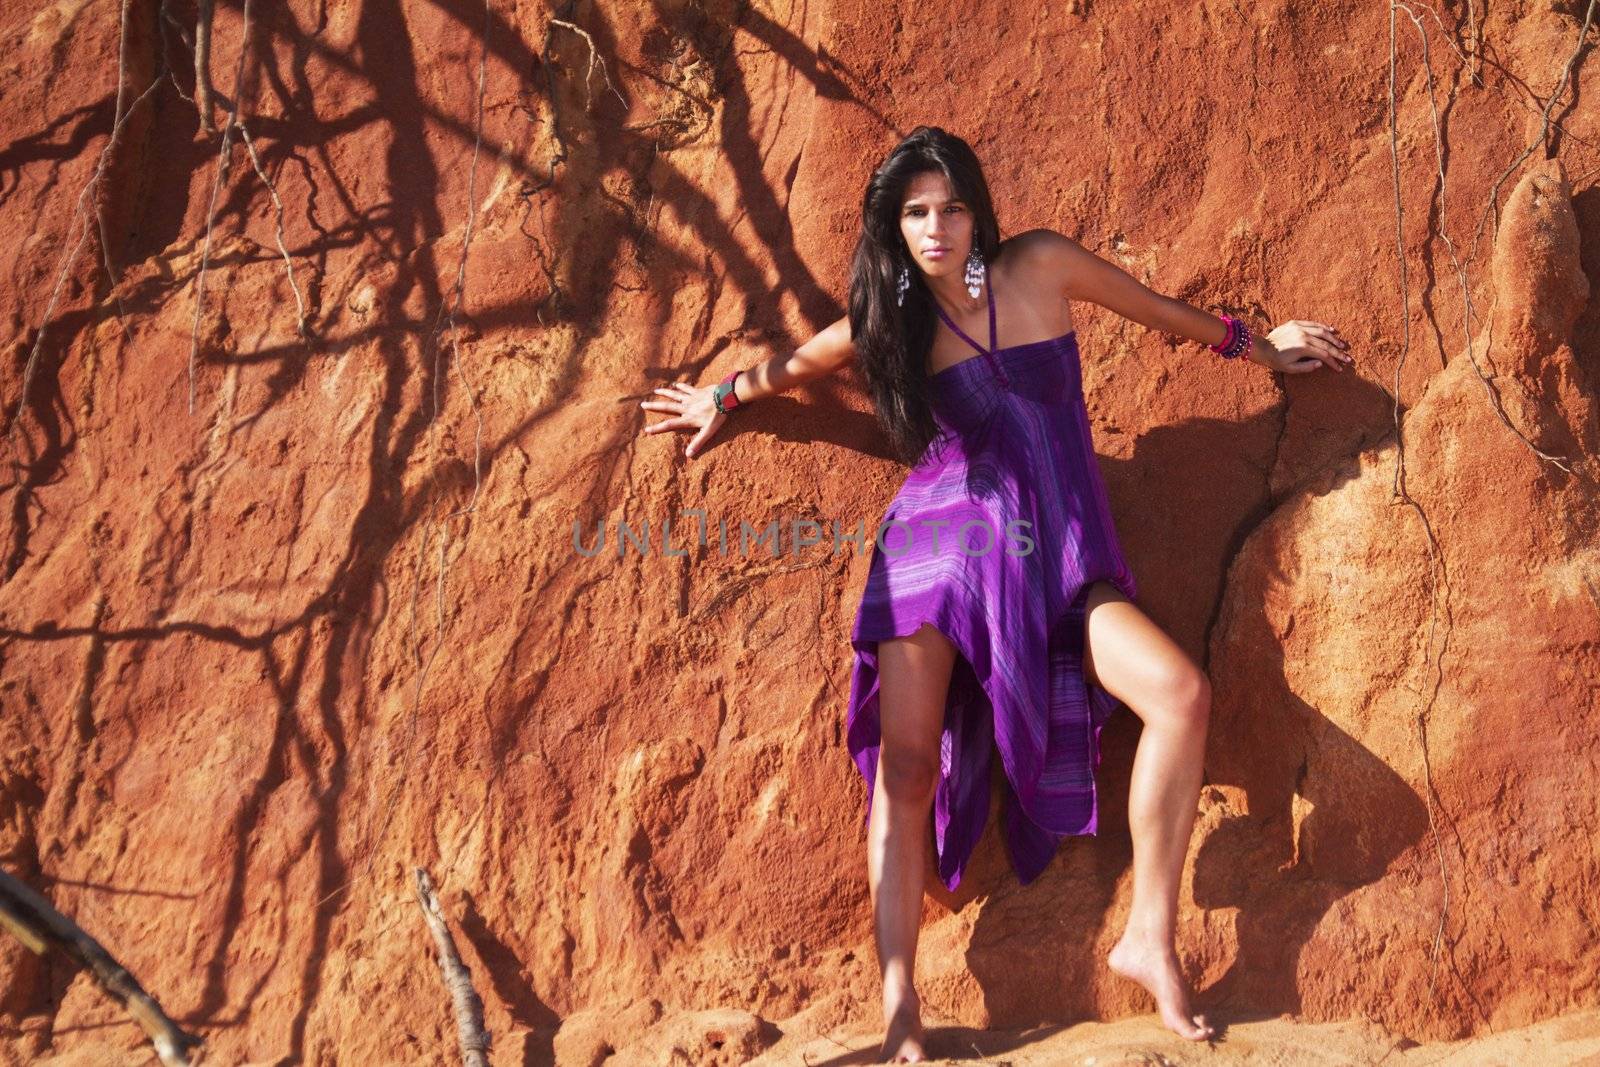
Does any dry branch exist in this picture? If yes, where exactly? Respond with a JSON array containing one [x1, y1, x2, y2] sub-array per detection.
[[194, 0, 215, 132], [0, 869, 201, 1067], [414, 869, 490, 1067]]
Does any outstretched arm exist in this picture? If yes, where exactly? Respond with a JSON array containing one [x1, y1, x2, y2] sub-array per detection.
[[736, 313, 856, 402], [1018, 229, 1352, 374], [639, 313, 856, 458]]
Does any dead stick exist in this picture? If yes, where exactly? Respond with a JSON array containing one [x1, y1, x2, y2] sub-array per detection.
[[195, 0, 215, 132], [0, 868, 200, 1067], [414, 868, 490, 1067]]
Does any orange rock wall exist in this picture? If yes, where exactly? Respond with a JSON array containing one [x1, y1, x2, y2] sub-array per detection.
[[1, 0, 1597, 1063]]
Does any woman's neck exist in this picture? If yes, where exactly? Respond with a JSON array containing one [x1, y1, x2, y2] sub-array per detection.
[[925, 269, 985, 317]]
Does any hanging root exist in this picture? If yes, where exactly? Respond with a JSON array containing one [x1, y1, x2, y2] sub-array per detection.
[[238, 122, 310, 338], [549, 18, 627, 111], [1383, 0, 1599, 1008], [8, 0, 159, 455], [1383, 0, 1456, 1010], [510, 9, 628, 314], [159, 0, 197, 105], [187, 0, 255, 414]]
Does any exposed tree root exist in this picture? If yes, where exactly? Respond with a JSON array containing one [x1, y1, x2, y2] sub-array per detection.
[[188, 0, 256, 413], [8, 0, 160, 455], [239, 121, 310, 338]]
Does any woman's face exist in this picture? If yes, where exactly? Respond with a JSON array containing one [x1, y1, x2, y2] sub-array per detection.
[[898, 169, 974, 280]]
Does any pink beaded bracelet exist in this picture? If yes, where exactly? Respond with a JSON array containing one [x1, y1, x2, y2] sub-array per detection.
[[1210, 314, 1250, 359]]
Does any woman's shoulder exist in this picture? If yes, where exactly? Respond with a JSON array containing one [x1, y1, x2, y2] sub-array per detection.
[[998, 228, 1077, 263], [996, 228, 1079, 285]]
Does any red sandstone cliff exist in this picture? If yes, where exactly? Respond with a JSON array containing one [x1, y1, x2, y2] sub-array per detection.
[[1, 1, 1598, 1064]]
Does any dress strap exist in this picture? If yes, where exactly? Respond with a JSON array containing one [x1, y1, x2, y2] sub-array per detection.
[[932, 278, 997, 357]]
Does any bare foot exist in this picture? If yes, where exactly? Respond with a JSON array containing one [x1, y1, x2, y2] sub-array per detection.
[[878, 984, 927, 1063], [1107, 931, 1216, 1042]]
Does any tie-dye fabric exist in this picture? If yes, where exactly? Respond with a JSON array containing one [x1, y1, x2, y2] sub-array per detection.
[[846, 281, 1138, 892]]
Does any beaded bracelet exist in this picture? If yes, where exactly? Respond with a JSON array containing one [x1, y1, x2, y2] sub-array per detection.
[[1209, 314, 1251, 359]]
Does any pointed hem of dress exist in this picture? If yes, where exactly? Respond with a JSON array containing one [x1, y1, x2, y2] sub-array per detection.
[[845, 573, 1134, 892]]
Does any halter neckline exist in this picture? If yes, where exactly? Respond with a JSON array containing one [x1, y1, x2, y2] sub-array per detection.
[[931, 279, 997, 359]]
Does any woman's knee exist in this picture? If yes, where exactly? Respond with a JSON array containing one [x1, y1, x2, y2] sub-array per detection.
[[1170, 665, 1211, 729], [878, 746, 940, 805], [875, 625, 955, 805], [1139, 663, 1210, 733]]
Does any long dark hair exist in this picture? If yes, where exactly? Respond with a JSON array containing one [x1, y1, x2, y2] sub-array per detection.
[[848, 126, 1002, 466]]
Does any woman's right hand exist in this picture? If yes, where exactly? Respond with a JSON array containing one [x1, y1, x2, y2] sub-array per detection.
[[639, 380, 728, 459]]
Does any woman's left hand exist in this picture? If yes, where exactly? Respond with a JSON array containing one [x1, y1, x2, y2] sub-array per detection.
[[1252, 321, 1354, 374]]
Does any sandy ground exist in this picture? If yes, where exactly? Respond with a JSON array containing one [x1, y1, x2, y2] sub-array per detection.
[[16, 1004, 1600, 1064], [752, 1006, 1600, 1066]]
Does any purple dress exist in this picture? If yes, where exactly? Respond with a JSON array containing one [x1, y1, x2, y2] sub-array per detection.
[[846, 280, 1138, 892]]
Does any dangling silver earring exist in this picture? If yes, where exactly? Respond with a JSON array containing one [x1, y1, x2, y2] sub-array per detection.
[[896, 265, 911, 307], [964, 249, 986, 299]]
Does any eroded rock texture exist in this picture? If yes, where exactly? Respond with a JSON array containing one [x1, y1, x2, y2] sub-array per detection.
[[0, 0, 1596, 1064]]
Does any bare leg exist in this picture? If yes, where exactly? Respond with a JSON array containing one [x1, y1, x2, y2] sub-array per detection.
[[867, 622, 957, 1064], [1081, 581, 1217, 1041]]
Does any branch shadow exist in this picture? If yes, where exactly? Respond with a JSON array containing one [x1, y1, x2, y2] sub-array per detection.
[[3, 0, 907, 1062]]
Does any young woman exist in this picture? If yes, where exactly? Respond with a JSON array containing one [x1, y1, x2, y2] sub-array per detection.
[[639, 126, 1351, 1063]]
